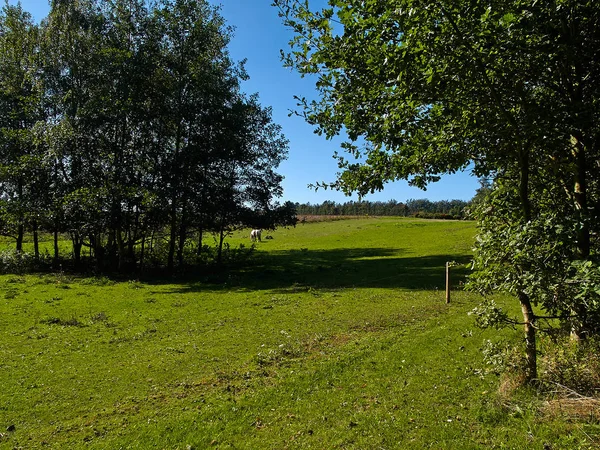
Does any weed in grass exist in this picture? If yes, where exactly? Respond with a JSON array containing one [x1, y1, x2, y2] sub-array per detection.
[[39, 316, 83, 327], [6, 276, 25, 283], [285, 282, 310, 293], [53, 270, 72, 284], [90, 311, 108, 323], [263, 295, 297, 308], [79, 276, 115, 286], [128, 280, 144, 289], [4, 288, 18, 299], [255, 340, 306, 368]]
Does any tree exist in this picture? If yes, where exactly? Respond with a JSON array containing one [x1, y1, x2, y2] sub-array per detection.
[[0, 1, 45, 254], [40, 0, 108, 267], [274, 0, 600, 382], [208, 94, 290, 264], [0, 0, 291, 274]]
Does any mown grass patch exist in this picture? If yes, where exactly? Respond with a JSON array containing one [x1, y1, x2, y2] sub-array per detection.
[[1, 218, 598, 448]]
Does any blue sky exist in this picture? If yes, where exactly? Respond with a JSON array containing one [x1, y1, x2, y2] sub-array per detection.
[[11, 0, 479, 205]]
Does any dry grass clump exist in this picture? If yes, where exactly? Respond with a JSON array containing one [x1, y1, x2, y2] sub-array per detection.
[[537, 336, 600, 423], [493, 336, 600, 424], [497, 371, 529, 401], [540, 385, 600, 422], [538, 336, 600, 397]]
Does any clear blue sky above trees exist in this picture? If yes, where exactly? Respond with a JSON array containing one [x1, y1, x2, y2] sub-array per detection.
[[13, 0, 479, 204]]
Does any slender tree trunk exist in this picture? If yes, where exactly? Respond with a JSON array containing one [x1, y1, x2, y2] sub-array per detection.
[[107, 230, 116, 264], [572, 137, 590, 258], [519, 291, 537, 383], [15, 179, 24, 252], [518, 146, 537, 382], [53, 229, 59, 263], [217, 227, 225, 265], [177, 223, 186, 267], [168, 202, 178, 273], [72, 232, 82, 267], [90, 233, 103, 271], [127, 230, 135, 266], [116, 226, 126, 271], [32, 221, 39, 260], [197, 174, 207, 256], [197, 226, 203, 255], [139, 235, 145, 274], [216, 213, 227, 265], [16, 222, 24, 253], [571, 135, 590, 340], [168, 122, 183, 273], [177, 198, 188, 267]]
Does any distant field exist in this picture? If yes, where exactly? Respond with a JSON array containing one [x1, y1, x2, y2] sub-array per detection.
[[1, 218, 597, 449], [296, 214, 370, 223]]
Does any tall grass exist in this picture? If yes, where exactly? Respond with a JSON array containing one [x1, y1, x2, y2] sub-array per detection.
[[0, 218, 598, 449]]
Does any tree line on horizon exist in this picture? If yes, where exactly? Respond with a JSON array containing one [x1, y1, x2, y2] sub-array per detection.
[[0, 0, 295, 273], [295, 197, 472, 219]]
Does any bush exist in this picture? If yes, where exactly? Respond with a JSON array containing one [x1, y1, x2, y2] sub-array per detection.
[[0, 250, 52, 274]]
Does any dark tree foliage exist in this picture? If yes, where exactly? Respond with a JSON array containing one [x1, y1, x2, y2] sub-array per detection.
[[0, 0, 293, 274]]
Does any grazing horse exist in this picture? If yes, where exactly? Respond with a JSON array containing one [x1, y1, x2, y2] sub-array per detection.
[[250, 229, 262, 242]]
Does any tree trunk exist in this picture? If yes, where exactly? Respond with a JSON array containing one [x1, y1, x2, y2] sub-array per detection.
[[197, 226, 203, 255], [571, 135, 590, 340], [16, 222, 24, 253], [216, 212, 227, 265], [139, 235, 145, 274], [167, 203, 177, 273], [72, 232, 82, 267], [32, 221, 39, 260], [572, 136, 590, 258], [53, 229, 59, 264], [116, 227, 126, 271], [217, 226, 225, 265], [177, 200, 187, 267], [168, 121, 183, 274], [518, 146, 537, 382], [16, 179, 24, 252], [107, 229, 117, 265], [519, 291, 537, 383], [90, 233, 104, 272]]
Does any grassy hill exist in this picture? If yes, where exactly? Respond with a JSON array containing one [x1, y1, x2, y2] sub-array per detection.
[[0, 218, 597, 448]]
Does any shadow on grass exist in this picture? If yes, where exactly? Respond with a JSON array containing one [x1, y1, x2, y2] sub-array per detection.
[[169, 247, 472, 293]]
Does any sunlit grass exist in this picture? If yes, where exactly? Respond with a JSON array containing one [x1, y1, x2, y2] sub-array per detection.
[[1, 218, 597, 449]]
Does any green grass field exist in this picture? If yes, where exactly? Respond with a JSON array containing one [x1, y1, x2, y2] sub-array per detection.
[[1, 218, 597, 449]]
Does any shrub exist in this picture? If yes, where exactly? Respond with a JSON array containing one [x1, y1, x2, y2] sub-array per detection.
[[0, 250, 52, 274]]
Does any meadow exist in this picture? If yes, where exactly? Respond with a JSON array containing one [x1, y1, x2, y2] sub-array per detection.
[[1, 217, 598, 449]]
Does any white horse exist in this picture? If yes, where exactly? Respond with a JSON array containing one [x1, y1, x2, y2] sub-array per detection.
[[250, 229, 262, 242]]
